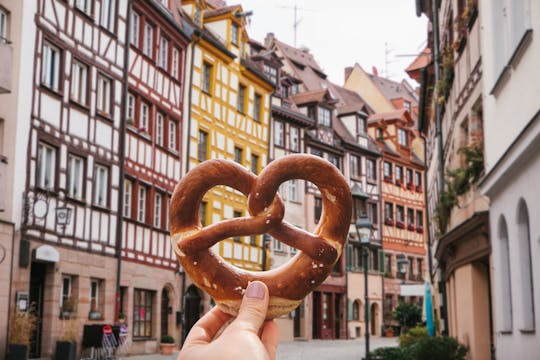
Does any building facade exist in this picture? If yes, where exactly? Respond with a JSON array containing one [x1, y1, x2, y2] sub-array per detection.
[[479, 0, 540, 358]]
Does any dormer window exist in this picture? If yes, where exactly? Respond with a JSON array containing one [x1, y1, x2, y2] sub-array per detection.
[[404, 100, 411, 112], [398, 128, 408, 146], [318, 107, 331, 127], [291, 84, 299, 95], [263, 64, 277, 84], [281, 85, 289, 98], [357, 116, 366, 134], [377, 128, 383, 139], [231, 23, 239, 46]]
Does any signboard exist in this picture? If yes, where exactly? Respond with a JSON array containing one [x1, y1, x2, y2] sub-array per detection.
[[33, 244, 60, 263], [400, 284, 425, 296]]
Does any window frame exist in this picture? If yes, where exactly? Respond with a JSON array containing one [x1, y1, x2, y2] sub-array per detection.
[[37, 142, 57, 190], [153, 192, 162, 228], [67, 153, 85, 200], [290, 126, 299, 152], [237, 84, 246, 113], [234, 146, 243, 164], [133, 289, 154, 338], [143, 22, 155, 58], [70, 59, 89, 105], [231, 22, 239, 46], [75, 0, 92, 16], [314, 197, 322, 224], [100, 0, 116, 32], [130, 12, 140, 46], [317, 106, 331, 127], [93, 164, 109, 207], [253, 93, 262, 121], [202, 62, 213, 94], [366, 159, 376, 181], [41, 41, 62, 92], [96, 73, 112, 118], [274, 121, 284, 147], [156, 112, 164, 146], [137, 185, 147, 223], [124, 179, 132, 218], [158, 36, 169, 70], [398, 128, 408, 147], [168, 120, 177, 151], [198, 129, 208, 162], [0, 7, 8, 41]]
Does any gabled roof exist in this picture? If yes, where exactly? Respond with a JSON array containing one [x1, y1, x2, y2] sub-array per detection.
[[368, 108, 414, 126], [204, 4, 240, 19], [206, 0, 227, 9], [368, 74, 417, 104], [405, 48, 432, 83], [274, 39, 324, 73], [292, 89, 337, 106]]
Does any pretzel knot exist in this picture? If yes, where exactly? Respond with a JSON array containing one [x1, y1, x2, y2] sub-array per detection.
[[169, 154, 352, 319]]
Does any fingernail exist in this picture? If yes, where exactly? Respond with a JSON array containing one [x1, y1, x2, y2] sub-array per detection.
[[246, 281, 265, 299]]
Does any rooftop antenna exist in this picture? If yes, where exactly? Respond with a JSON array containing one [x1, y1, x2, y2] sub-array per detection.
[[278, 4, 317, 47]]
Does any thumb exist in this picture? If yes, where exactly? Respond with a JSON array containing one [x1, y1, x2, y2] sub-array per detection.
[[231, 281, 269, 334]]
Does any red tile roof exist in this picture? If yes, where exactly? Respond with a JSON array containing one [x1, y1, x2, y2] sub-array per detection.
[[204, 5, 240, 19], [405, 48, 431, 72], [205, 0, 227, 9]]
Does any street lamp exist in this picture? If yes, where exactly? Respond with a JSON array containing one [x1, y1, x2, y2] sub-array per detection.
[[397, 256, 409, 284], [355, 214, 373, 360]]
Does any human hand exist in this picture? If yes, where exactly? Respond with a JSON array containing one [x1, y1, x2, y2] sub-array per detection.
[[178, 281, 280, 360]]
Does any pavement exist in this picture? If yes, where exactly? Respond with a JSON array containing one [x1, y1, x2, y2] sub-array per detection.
[[122, 337, 399, 360]]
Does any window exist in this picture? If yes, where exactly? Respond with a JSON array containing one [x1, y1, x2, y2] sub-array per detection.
[[124, 179, 132, 217], [311, 148, 323, 157], [352, 300, 361, 320], [158, 37, 168, 69], [234, 146, 243, 164], [415, 171, 422, 190], [171, 47, 180, 79], [0, 7, 8, 41], [165, 197, 170, 230], [396, 205, 404, 223], [366, 159, 376, 181], [383, 161, 392, 180], [202, 62, 212, 93], [398, 128, 408, 146], [273, 236, 282, 252], [416, 210, 423, 229], [352, 194, 364, 222], [406, 168, 413, 187], [61, 275, 73, 310], [70, 60, 88, 104], [42, 41, 61, 91], [318, 107, 331, 127], [417, 259, 423, 279], [407, 208, 414, 226], [328, 154, 340, 170], [314, 197, 322, 223], [498, 216, 512, 332], [154, 193, 162, 228], [289, 180, 298, 202], [291, 83, 299, 95], [94, 165, 108, 207], [198, 130, 208, 162], [281, 85, 289, 98], [237, 85, 246, 112], [199, 202, 207, 226], [404, 100, 411, 113], [96, 74, 112, 116], [377, 128, 383, 139], [133, 289, 153, 338], [384, 202, 393, 220], [67, 154, 84, 199], [89, 279, 103, 315], [517, 200, 534, 331], [168, 121, 176, 150], [143, 22, 154, 58], [290, 126, 299, 152], [368, 202, 378, 225], [130, 12, 139, 45], [251, 154, 259, 174], [37, 142, 56, 189], [350, 155, 360, 178], [100, 0, 115, 31], [233, 211, 242, 242], [274, 121, 284, 146], [263, 64, 277, 84], [156, 113, 164, 146], [254, 93, 262, 121], [76, 0, 92, 15], [231, 23, 239, 45], [137, 186, 146, 222], [139, 102, 149, 131], [395, 165, 403, 183], [357, 116, 366, 134], [127, 93, 135, 121]]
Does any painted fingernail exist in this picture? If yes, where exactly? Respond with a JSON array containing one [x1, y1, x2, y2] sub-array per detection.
[[246, 281, 265, 299]]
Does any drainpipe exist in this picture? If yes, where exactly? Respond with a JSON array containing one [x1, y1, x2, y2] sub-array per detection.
[[4, 220, 15, 352], [184, 30, 202, 175], [114, 0, 133, 323]]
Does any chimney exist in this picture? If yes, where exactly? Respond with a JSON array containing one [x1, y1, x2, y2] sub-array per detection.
[[264, 32, 275, 48], [344, 67, 353, 81], [372, 66, 378, 76]]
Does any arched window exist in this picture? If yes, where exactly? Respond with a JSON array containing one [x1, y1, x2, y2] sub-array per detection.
[[517, 200, 535, 331], [352, 299, 363, 321], [498, 215, 512, 332]]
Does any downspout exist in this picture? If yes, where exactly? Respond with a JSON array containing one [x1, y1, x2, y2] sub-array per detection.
[[431, 0, 449, 336], [184, 30, 202, 175], [114, 0, 132, 323], [4, 220, 15, 351]]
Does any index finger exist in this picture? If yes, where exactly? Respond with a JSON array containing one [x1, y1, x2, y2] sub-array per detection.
[[184, 306, 232, 344]]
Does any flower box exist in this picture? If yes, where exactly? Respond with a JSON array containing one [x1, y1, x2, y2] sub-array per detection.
[[415, 185, 422, 193], [395, 179, 402, 187], [407, 183, 414, 191], [416, 227, 424, 234], [396, 221, 405, 229], [384, 217, 394, 226], [384, 176, 392, 183], [407, 223, 415, 231]]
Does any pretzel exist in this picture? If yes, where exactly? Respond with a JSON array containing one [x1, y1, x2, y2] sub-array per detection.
[[169, 154, 352, 319]]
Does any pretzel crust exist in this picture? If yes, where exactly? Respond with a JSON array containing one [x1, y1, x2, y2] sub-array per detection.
[[170, 154, 352, 319]]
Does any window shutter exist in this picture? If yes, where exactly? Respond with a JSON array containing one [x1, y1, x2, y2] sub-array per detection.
[[346, 244, 353, 271], [347, 298, 353, 321], [378, 249, 385, 273]]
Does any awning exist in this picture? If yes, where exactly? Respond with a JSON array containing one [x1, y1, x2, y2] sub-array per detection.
[[33, 244, 60, 263]]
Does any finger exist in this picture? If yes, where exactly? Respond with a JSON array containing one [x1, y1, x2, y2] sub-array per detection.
[[229, 281, 269, 334], [261, 320, 280, 359], [184, 307, 232, 344]]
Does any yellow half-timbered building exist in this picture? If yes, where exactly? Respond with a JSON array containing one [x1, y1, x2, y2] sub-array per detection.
[[182, 0, 274, 271]]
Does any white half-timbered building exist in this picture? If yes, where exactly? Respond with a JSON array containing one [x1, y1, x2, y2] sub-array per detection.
[[9, 0, 128, 358], [120, 0, 191, 353]]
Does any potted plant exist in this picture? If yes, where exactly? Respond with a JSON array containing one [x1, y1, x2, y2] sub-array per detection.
[[160, 335, 176, 355], [55, 317, 78, 360], [384, 217, 394, 226], [61, 297, 77, 319], [118, 312, 126, 324], [384, 326, 394, 337], [396, 220, 405, 229], [8, 309, 38, 360]]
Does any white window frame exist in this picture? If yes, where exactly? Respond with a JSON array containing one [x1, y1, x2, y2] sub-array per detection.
[[67, 154, 84, 199], [90, 279, 100, 311], [94, 164, 108, 207], [100, 0, 115, 31], [274, 121, 284, 146], [61, 275, 72, 308], [202, 62, 212, 93], [156, 113, 164, 146], [130, 12, 139, 45], [0, 7, 8, 41], [263, 64, 277, 84], [253, 93, 261, 121], [140, 102, 149, 131], [42, 41, 61, 91], [143, 22, 154, 58], [231, 23, 239, 45], [272, 237, 282, 252], [290, 126, 299, 151], [70, 60, 88, 104], [168, 121, 176, 150], [318, 107, 331, 127], [398, 128, 407, 146], [124, 179, 132, 217], [289, 179, 298, 202], [37, 142, 56, 189], [76, 0, 92, 15], [154, 193, 162, 228], [96, 74, 112, 116], [138, 186, 146, 223], [127, 93, 135, 121], [158, 36, 168, 69], [171, 47, 180, 78]]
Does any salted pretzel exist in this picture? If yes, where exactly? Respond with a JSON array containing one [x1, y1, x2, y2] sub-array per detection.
[[169, 154, 352, 319]]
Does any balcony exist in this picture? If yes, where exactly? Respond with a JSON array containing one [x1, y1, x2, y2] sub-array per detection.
[[0, 39, 13, 93]]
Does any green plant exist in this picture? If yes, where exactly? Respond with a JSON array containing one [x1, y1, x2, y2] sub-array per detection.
[[406, 336, 468, 360], [393, 302, 422, 333], [9, 309, 38, 345], [371, 346, 406, 360], [399, 326, 427, 347], [118, 312, 125, 320], [160, 335, 175, 344]]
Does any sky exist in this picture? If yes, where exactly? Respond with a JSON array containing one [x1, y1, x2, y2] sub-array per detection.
[[236, 0, 428, 85]]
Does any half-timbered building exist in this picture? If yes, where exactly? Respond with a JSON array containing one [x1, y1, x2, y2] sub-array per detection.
[[120, 0, 191, 353], [9, 0, 128, 357]]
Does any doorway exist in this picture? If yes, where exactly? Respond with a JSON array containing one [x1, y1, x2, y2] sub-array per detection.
[[29, 262, 46, 358], [334, 294, 341, 339], [371, 303, 379, 336], [293, 304, 301, 338], [161, 288, 170, 337], [312, 292, 321, 339], [184, 285, 201, 338]]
